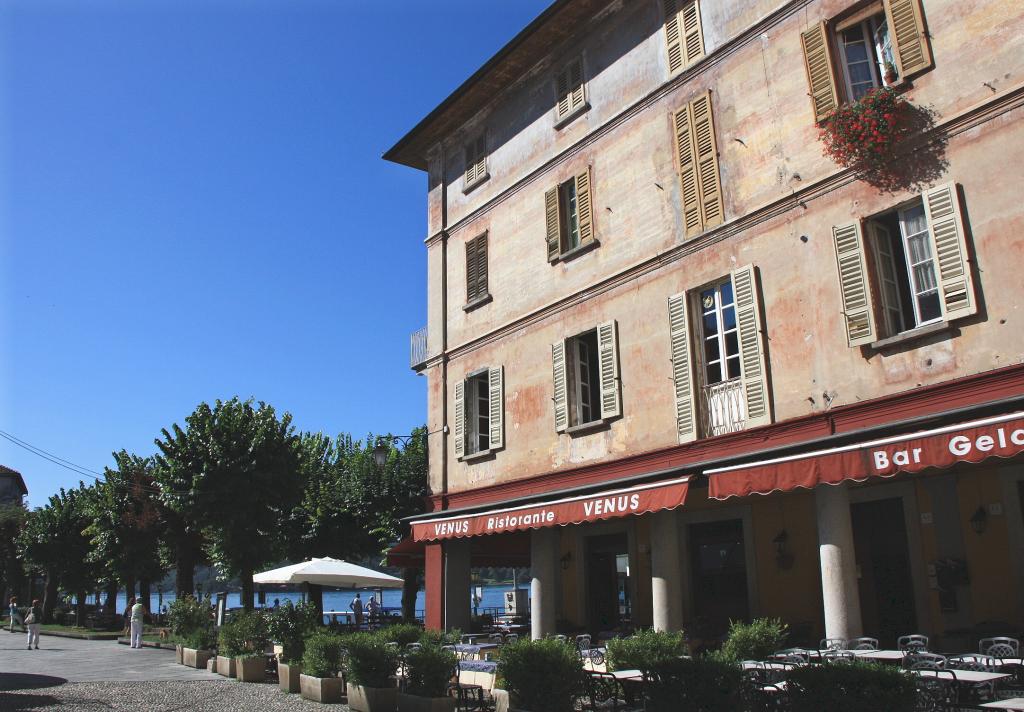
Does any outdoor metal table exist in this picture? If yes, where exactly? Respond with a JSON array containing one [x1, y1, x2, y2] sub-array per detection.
[[742, 661, 801, 671], [914, 669, 1013, 684], [461, 634, 487, 644], [459, 660, 498, 674], [980, 699, 1024, 710], [851, 649, 907, 661], [610, 669, 643, 681]]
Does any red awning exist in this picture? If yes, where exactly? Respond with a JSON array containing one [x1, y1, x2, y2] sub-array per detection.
[[707, 411, 1024, 500], [409, 476, 691, 542]]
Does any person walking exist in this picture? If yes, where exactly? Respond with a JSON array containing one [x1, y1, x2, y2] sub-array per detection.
[[130, 597, 147, 649], [9, 596, 24, 633], [349, 592, 363, 629], [25, 599, 41, 650], [366, 595, 379, 626]]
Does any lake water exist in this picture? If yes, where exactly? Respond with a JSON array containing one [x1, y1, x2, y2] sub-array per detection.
[[101, 584, 525, 620]]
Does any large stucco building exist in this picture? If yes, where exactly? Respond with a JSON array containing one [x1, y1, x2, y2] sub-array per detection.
[[385, 0, 1024, 648]]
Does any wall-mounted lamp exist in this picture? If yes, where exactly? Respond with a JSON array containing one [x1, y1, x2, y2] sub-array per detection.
[[773, 529, 794, 570], [969, 506, 988, 535], [560, 552, 573, 570]]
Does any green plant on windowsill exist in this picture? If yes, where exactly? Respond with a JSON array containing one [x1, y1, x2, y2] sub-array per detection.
[[819, 87, 912, 173]]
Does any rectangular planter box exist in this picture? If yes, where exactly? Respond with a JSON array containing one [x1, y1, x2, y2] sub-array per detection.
[[216, 655, 236, 678], [236, 656, 265, 683], [300, 674, 345, 704], [348, 683, 398, 712], [182, 648, 213, 670], [279, 661, 302, 693], [175, 644, 183, 665], [397, 692, 456, 712]]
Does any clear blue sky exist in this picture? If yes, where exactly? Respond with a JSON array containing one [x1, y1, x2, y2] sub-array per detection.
[[0, 0, 550, 507]]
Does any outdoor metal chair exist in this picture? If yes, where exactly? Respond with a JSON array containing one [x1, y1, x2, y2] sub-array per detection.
[[913, 670, 958, 712], [772, 648, 811, 664], [406, 642, 423, 651], [898, 634, 930, 653], [488, 633, 503, 645], [580, 671, 643, 712], [846, 637, 879, 651], [980, 637, 1020, 658], [504, 634, 519, 644], [449, 661, 486, 712], [819, 638, 847, 651], [904, 652, 948, 670], [948, 654, 999, 672], [553, 634, 567, 642], [821, 649, 856, 663]]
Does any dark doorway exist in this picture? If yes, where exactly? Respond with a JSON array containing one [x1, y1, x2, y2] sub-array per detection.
[[851, 497, 917, 647], [586, 534, 630, 633], [689, 519, 749, 637]]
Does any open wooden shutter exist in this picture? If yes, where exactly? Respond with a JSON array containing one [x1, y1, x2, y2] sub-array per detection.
[[453, 379, 466, 460], [690, 93, 723, 230], [922, 183, 976, 321], [731, 265, 771, 429], [885, 0, 932, 77], [574, 168, 594, 245], [663, 0, 704, 74], [597, 320, 621, 420], [801, 22, 839, 122], [668, 293, 697, 443], [832, 222, 877, 347], [488, 366, 504, 451], [545, 186, 562, 262], [556, 66, 571, 120], [673, 105, 702, 238], [552, 340, 569, 432]]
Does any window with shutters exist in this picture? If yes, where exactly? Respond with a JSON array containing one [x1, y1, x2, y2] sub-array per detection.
[[668, 266, 771, 444], [463, 133, 488, 192], [552, 321, 621, 433], [464, 233, 490, 309], [545, 169, 596, 262], [554, 57, 587, 126], [454, 366, 504, 461], [673, 92, 723, 238], [663, 0, 704, 75], [800, 0, 932, 122], [831, 183, 977, 348]]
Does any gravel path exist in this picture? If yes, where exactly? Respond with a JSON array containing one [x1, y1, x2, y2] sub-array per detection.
[[0, 679, 350, 710]]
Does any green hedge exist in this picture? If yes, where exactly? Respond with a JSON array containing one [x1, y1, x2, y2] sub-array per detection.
[[302, 632, 346, 678], [787, 661, 916, 712], [343, 632, 400, 688], [267, 600, 320, 664], [405, 644, 457, 698], [498, 638, 585, 712], [645, 656, 745, 712], [718, 618, 788, 662], [606, 629, 687, 673], [218, 610, 270, 658]]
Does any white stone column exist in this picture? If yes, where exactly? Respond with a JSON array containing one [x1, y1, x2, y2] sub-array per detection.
[[530, 528, 558, 640], [650, 510, 685, 632], [816, 484, 863, 640], [444, 538, 472, 632]]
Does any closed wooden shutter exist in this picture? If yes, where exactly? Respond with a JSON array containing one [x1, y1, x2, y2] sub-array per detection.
[[574, 168, 594, 245], [732, 265, 771, 429], [453, 379, 466, 460], [552, 340, 569, 432], [555, 59, 585, 122], [801, 22, 839, 122], [466, 234, 488, 303], [673, 105, 702, 238], [569, 60, 585, 113], [556, 66, 571, 120], [466, 239, 479, 303], [922, 183, 976, 321], [885, 0, 932, 77], [488, 366, 504, 451], [465, 144, 478, 185], [545, 186, 562, 262], [832, 222, 877, 347], [668, 293, 697, 443], [597, 320, 621, 420], [663, 0, 704, 74], [690, 93, 723, 230]]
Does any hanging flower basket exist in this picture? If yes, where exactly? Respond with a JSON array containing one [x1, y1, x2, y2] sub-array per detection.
[[819, 87, 913, 173]]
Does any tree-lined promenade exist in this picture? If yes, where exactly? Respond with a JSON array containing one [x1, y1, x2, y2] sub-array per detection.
[[0, 397, 427, 626]]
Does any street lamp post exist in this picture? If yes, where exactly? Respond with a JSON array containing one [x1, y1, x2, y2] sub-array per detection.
[[372, 433, 427, 468]]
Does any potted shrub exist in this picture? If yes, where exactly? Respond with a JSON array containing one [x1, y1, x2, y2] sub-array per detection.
[[345, 632, 401, 712], [167, 595, 213, 668], [181, 628, 216, 670], [787, 660, 916, 712], [230, 611, 271, 683], [378, 623, 424, 647], [606, 629, 687, 675], [398, 644, 457, 712], [217, 616, 242, 677], [497, 638, 585, 712], [644, 655, 744, 712], [819, 87, 913, 177], [268, 600, 321, 692], [718, 618, 788, 662], [300, 632, 347, 704]]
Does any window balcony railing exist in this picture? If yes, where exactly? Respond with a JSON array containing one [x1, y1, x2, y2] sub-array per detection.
[[701, 378, 746, 437], [410, 326, 429, 370]]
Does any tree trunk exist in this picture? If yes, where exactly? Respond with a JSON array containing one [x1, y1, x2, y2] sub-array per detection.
[[125, 576, 136, 607], [175, 547, 194, 599], [240, 567, 254, 612], [401, 567, 420, 622], [75, 589, 87, 627], [104, 582, 118, 614], [139, 579, 152, 614], [41, 572, 58, 623], [307, 584, 323, 624]]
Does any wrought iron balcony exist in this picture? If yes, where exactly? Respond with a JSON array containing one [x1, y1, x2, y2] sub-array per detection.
[[701, 378, 747, 437], [410, 326, 429, 370]]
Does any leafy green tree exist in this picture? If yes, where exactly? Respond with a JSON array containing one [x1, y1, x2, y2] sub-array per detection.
[[19, 485, 100, 624], [155, 398, 301, 611], [0, 501, 28, 606]]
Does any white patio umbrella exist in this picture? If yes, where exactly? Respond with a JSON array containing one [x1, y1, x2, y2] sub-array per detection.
[[253, 557, 403, 589]]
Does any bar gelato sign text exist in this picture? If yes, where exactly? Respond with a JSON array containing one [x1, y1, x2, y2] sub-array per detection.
[[869, 418, 1024, 475]]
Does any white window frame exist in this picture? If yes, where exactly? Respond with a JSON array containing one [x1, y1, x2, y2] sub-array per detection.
[[568, 330, 600, 427], [465, 370, 490, 455], [559, 178, 581, 252], [835, 10, 895, 102]]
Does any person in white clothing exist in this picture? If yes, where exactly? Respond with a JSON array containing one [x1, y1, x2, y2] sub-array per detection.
[[349, 593, 363, 629], [130, 598, 147, 649], [25, 600, 41, 650]]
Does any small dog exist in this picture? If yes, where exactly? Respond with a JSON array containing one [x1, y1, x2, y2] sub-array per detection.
[[158, 628, 170, 641]]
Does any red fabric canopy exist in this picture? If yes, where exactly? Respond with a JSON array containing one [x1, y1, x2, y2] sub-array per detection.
[[409, 476, 691, 542], [708, 411, 1024, 500]]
